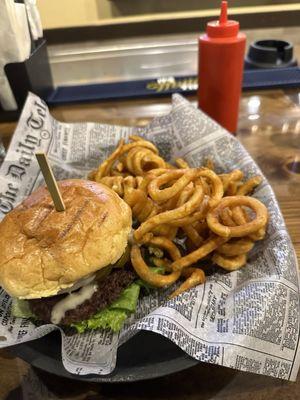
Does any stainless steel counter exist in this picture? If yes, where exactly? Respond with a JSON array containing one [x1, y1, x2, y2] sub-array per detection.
[[48, 27, 300, 88]]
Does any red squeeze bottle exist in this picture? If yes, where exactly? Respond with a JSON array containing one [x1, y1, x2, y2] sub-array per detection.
[[198, 1, 246, 134]]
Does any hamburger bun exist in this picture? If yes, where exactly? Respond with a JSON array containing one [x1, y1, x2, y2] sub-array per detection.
[[0, 179, 132, 299]]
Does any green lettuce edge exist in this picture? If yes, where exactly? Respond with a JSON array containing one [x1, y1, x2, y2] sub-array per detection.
[[11, 298, 35, 318], [71, 282, 140, 333]]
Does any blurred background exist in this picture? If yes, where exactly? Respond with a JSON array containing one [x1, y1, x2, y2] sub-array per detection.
[[35, 0, 300, 88], [38, 0, 300, 29]]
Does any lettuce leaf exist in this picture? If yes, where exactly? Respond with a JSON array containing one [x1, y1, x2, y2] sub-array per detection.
[[136, 265, 165, 293], [11, 298, 35, 318], [109, 283, 140, 312], [72, 283, 140, 333], [72, 309, 128, 333]]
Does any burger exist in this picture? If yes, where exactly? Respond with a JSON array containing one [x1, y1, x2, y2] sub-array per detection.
[[0, 179, 141, 333]]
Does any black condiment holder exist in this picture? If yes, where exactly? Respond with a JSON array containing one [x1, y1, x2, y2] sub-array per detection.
[[245, 39, 297, 69], [0, 39, 53, 121]]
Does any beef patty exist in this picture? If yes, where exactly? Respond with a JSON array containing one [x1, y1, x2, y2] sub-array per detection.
[[29, 269, 135, 325]]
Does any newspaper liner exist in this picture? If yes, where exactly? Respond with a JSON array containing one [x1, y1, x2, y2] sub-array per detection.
[[0, 93, 299, 381]]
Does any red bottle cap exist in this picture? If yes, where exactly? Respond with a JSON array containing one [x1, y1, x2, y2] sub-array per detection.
[[206, 1, 239, 38]]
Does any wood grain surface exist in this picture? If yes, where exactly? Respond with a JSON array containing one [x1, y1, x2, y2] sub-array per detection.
[[0, 89, 299, 399]]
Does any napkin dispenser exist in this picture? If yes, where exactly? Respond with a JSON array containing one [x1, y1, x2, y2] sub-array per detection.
[[0, 39, 53, 116]]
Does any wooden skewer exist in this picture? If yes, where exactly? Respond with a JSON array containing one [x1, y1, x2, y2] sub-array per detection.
[[35, 152, 66, 212]]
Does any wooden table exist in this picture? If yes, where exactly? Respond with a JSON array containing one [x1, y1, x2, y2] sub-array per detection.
[[0, 90, 299, 399]]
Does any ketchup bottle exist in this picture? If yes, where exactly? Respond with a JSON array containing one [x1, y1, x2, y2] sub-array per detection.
[[198, 1, 246, 134]]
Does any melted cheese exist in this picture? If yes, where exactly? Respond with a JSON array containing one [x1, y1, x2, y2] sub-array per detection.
[[51, 283, 98, 324]]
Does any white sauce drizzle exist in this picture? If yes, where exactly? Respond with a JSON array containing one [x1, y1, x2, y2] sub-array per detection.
[[51, 283, 98, 324], [57, 274, 96, 295]]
